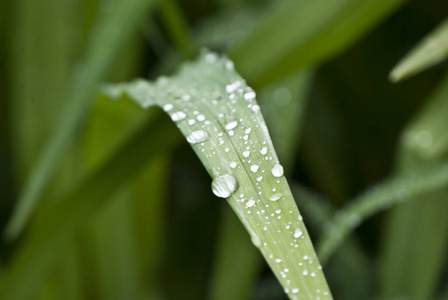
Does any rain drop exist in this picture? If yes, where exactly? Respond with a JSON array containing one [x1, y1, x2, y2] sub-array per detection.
[[271, 164, 284, 177], [293, 228, 303, 239], [187, 130, 209, 144], [171, 111, 186, 121], [225, 121, 238, 130], [250, 165, 259, 172], [212, 174, 238, 198]]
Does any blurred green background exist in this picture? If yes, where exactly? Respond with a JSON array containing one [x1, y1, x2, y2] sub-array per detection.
[[1, 0, 448, 299]]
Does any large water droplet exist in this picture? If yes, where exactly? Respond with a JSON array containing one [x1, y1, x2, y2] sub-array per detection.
[[250, 165, 259, 172], [212, 174, 238, 198], [271, 164, 284, 177], [187, 130, 209, 144]]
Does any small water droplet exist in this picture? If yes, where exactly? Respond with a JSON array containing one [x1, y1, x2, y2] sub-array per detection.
[[271, 164, 284, 177], [275, 258, 282, 263], [251, 105, 260, 113], [246, 198, 256, 207], [163, 104, 173, 111], [269, 193, 282, 201], [250, 165, 259, 172], [171, 111, 186, 121], [225, 121, 238, 130], [260, 147, 268, 155], [291, 288, 299, 294], [256, 176, 263, 182], [244, 91, 256, 100], [293, 228, 303, 239], [197, 114, 206, 121], [243, 151, 250, 158], [230, 162, 237, 168], [212, 174, 238, 198], [187, 130, 209, 144]]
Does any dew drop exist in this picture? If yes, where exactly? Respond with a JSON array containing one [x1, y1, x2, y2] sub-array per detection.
[[197, 114, 206, 121], [212, 174, 238, 198], [246, 198, 256, 207], [163, 104, 173, 111], [275, 258, 282, 263], [256, 176, 263, 182], [269, 193, 283, 201], [271, 164, 284, 177], [171, 111, 186, 121], [251, 105, 260, 113], [260, 147, 268, 155], [293, 228, 303, 239], [230, 162, 237, 168], [250, 165, 259, 172], [243, 150, 250, 158], [225, 121, 238, 130], [292, 288, 299, 294], [244, 91, 256, 100], [187, 130, 209, 144]]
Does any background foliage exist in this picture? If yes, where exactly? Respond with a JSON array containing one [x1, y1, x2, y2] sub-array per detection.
[[1, 0, 448, 299]]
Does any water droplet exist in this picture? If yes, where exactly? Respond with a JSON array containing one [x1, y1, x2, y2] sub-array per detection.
[[302, 270, 308, 275], [271, 164, 284, 177], [293, 228, 303, 238], [243, 151, 250, 158], [250, 165, 259, 172], [212, 174, 238, 198], [230, 162, 237, 168], [197, 114, 206, 121], [246, 198, 256, 207], [256, 176, 263, 182], [251, 105, 260, 113], [269, 193, 282, 201], [244, 91, 256, 100], [163, 104, 173, 111], [275, 258, 282, 263], [171, 111, 186, 121], [292, 288, 299, 294], [187, 130, 209, 144], [260, 147, 268, 155], [245, 128, 252, 134], [225, 121, 238, 130]]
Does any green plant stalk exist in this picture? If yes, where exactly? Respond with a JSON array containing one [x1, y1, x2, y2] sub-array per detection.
[[379, 72, 448, 299], [107, 52, 332, 299], [0, 113, 180, 300], [390, 17, 448, 82], [5, 0, 158, 240]]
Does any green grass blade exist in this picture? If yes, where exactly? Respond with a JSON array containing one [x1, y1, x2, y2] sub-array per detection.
[[317, 161, 448, 264], [158, 0, 194, 58], [390, 18, 448, 82], [106, 52, 333, 299], [229, 0, 407, 87], [4, 0, 157, 241], [379, 71, 448, 299], [209, 70, 313, 300], [0, 113, 180, 300]]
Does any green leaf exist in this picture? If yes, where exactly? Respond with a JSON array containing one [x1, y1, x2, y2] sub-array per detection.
[[106, 51, 333, 299], [379, 71, 448, 299], [4, 0, 158, 241], [316, 161, 448, 264], [390, 18, 448, 82], [229, 0, 408, 87]]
